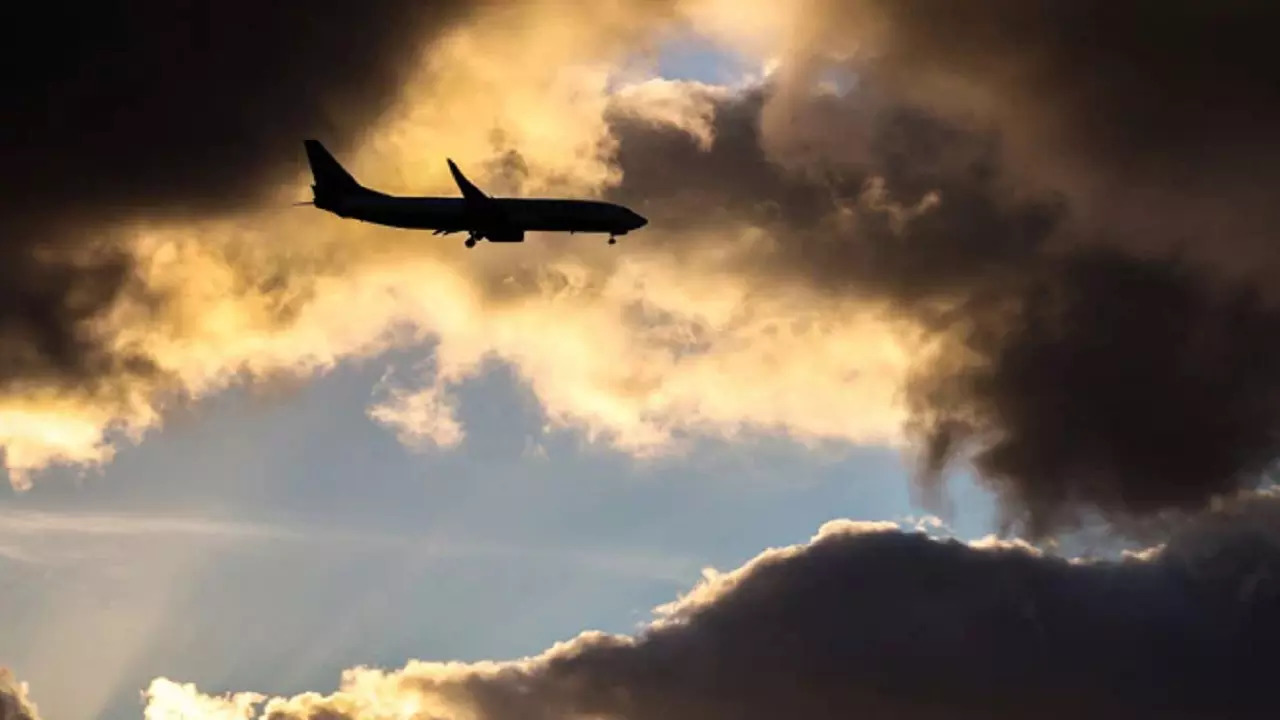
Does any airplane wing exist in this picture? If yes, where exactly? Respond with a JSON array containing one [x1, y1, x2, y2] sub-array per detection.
[[445, 159, 527, 243], [446, 159, 490, 203]]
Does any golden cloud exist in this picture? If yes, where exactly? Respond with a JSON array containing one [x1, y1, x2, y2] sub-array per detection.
[[0, 0, 918, 486], [1, 668, 41, 720]]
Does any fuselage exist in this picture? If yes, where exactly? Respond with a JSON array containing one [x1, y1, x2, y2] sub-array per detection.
[[301, 139, 647, 245], [324, 191, 646, 236]]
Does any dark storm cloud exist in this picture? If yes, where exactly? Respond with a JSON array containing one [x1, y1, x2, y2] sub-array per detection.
[[0, 1, 473, 395], [608, 90, 1063, 302], [848, 1, 1280, 535], [603, 1, 1280, 536], [908, 248, 1280, 538], [253, 493, 1280, 720], [837, 0, 1280, 276], [843, 1, 1280, 178]]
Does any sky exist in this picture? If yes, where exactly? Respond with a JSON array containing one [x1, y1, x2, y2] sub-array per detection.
[[0, 345, 994, 720], [1, 27, 996, 720], [3, 3, 1280, 720]]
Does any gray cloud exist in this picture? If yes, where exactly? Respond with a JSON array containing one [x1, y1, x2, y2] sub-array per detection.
[[154, 492, 1280, 720], [452, 499, 1278, 720], [607, 89, 1063, 302], [837, 1, 1280, 184], [597, 1, 1280, 535]]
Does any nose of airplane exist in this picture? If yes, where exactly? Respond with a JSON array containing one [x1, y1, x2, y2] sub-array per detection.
[[631, 210, 648, 229]]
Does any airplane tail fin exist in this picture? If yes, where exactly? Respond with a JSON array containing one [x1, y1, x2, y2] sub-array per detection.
[[303, 139, 365, 206]]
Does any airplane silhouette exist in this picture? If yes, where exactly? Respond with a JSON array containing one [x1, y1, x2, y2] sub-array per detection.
[[300, 139, 647, 247]]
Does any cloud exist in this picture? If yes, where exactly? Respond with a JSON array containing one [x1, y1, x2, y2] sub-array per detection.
[[0, 0, 461, 481], [139, 491, 1280, 720], [597, 2, 1280, 534], [8, 1, 1280, 539], [9, 6, 1280, 716], [0, 509, 297, 546], [696, 2, 1280, 201], [368, 364, 466, 451], [1, 0, 477, 456], [1, 0, 914, 486], [0, 670, 40, 720], [1, 507, 706, 720], [142, 680, 261, 720], [0, 509, 304, 595]]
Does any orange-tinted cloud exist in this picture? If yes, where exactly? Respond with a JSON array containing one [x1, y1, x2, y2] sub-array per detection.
[[9, 1, 1280, 537], [2, 0, 917, 487], [0, 669, 41, 720]]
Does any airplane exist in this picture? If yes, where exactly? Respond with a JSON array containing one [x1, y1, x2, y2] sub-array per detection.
[[299, 139, 647, 247]]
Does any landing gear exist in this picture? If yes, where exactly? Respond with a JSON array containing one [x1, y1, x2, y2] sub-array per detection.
[[464, 231, 480, 248], [607, 235, 617, 245]]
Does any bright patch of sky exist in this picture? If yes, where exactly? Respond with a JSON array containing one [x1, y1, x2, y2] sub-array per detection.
[[651, 29, 754, 85], [0, 33, 1001, 720]]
